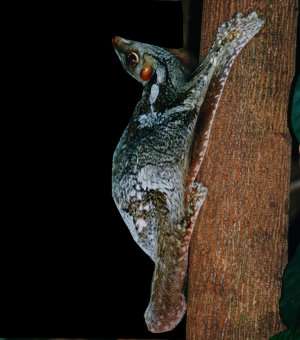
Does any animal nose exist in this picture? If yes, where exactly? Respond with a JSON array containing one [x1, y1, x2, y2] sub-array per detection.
[[112, 36, 121, 46]]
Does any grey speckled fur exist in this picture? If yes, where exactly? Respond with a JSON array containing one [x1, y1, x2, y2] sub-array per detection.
[[112, 12, 264, 333]]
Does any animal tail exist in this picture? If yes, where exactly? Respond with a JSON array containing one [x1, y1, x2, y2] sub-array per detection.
[[144, 217, 189, 333], [144, 181, 207, 333]]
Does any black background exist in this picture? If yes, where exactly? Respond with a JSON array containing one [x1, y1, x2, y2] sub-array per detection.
[[0, 1, 298, 339]]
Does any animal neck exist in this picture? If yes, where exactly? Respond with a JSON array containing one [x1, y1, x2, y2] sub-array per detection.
[[142, 72, 179, 113]]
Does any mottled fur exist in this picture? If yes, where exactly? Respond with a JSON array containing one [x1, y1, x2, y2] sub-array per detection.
[[112, 12, 264, 333]]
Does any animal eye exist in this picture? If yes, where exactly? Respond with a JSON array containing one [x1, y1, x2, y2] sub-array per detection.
[[127, 52, 139, 66]]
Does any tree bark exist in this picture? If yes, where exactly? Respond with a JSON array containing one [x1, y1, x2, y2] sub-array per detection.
[[186, 1, 297, 339]]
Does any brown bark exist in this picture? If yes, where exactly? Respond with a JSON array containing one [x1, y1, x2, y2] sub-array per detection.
[[186, 1, 297, 339]]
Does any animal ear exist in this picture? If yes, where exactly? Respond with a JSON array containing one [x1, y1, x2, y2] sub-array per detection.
[[167, 48, 198, 73]]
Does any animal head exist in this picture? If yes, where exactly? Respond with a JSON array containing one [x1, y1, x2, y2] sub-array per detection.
[[112, 36, 196, 89]]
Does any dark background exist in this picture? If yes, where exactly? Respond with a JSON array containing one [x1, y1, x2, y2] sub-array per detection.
[[1, 1, 297, 339]]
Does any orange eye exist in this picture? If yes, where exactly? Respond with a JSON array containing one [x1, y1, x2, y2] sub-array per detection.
[[140, 66, 153, 81]]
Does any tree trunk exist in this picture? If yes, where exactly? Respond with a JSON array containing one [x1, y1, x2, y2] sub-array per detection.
[[186, 1, 297, 339]]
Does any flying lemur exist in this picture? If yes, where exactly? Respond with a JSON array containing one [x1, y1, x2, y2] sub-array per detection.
[[112, 12, 264, 333]]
